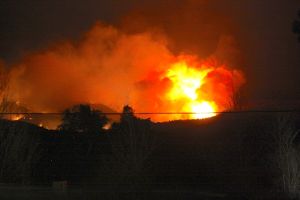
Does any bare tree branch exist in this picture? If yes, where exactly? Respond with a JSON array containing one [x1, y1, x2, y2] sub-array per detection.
[[271, 113, 300, 198]]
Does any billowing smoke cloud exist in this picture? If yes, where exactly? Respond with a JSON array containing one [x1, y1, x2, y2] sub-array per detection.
[[3, 0, 246, 123], [7, 22, 244, 121], [120, 0, 237, 59], [8, 23, 173, 113]]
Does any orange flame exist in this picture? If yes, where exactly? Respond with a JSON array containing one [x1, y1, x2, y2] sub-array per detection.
[[134, 56, 245, 121], [164, 61, 216, 119], [6, 114, 24, 121], [6, 23, 245, 126]]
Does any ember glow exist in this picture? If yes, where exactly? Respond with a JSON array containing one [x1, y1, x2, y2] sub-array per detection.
[[9, 114, 24, 121]]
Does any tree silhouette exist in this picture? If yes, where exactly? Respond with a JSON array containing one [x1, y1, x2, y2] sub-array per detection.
[[0, 65, 9, 115], [59, 104, 108, 134], [102, 105, 156, 197], [0, 121, 42, 184], [271, 114, 300, 198], [293, 10, 300, 42], [120, 105, 135, 123]]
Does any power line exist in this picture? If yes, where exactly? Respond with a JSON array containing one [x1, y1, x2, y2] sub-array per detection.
[[1, 110, 300, 115]]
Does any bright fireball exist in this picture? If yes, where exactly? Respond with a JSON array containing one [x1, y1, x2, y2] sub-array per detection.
[[163, 60, 218, 119]]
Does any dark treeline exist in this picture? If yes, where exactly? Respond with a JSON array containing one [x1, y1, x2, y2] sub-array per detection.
[[0, 105, 300, 199]]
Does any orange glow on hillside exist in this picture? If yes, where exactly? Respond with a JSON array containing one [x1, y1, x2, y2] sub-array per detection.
[[9, 114, 24, 121]]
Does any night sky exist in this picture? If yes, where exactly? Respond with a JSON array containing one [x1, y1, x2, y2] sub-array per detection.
[[1, 0, 300, 107]]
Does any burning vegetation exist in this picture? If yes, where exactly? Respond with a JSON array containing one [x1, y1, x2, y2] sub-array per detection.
[[1, 23, 245, 126], [147, 56, 245, 120]]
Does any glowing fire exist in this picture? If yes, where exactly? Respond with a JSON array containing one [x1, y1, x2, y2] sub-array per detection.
[[166, 62, 210, 101], [190, 101, 217, 119], [102, 122, 112, 130], [164, 61, 216, 119], [9, 114, 24, 121], [133, 56, 245, 122], [5, 23, 245, 126]]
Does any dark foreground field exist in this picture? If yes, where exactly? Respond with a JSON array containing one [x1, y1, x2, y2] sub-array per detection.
[[1, 112, 300, 199], [0, 185, 230, 200], [0, 185, 291, 200]]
